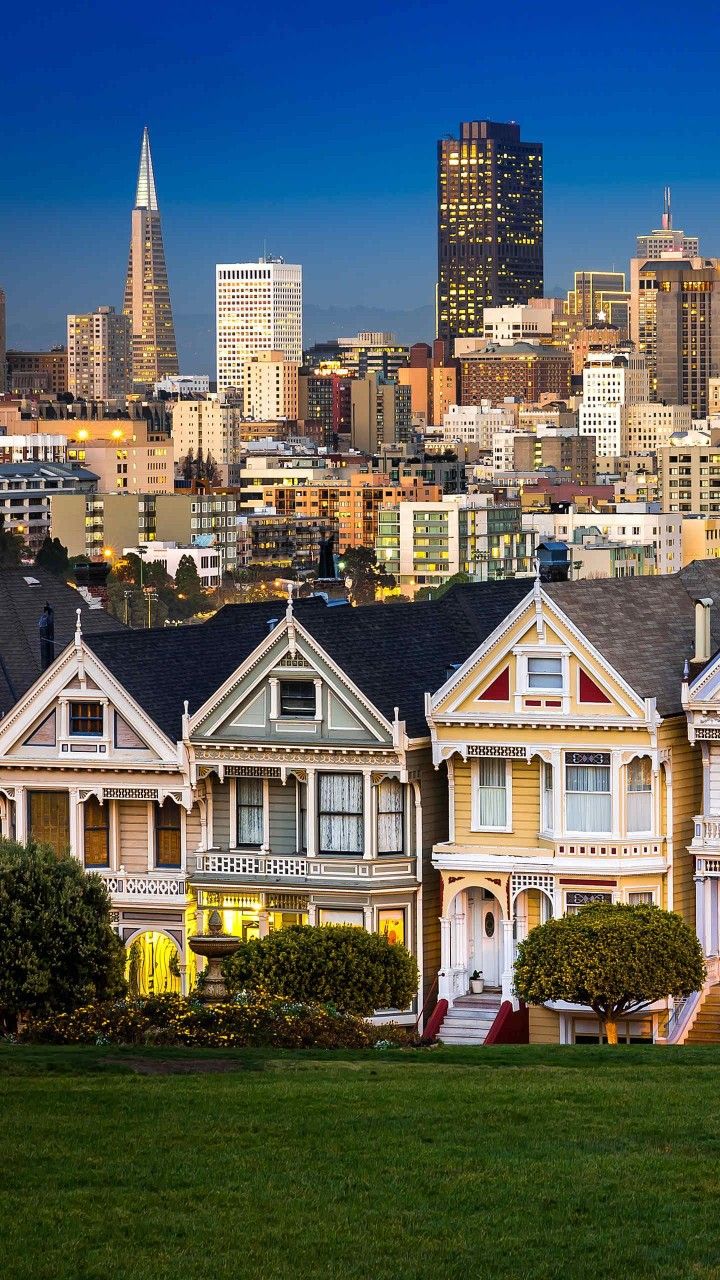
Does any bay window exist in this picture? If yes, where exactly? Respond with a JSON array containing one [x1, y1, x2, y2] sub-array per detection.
[[473, 759, 508, 830], [377, 779, 403, 854], [565, 754, 611, 833], [318, 773, 363, 854], [626, 758, 652, 833], [237, 778, 264, 846]]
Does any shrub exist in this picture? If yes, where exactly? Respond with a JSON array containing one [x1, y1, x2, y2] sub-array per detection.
[[221, 925, 419, 1015], [20, 993, 419, 1050], [0, 838, 126, 1032], [514, 902, 706, 1044]]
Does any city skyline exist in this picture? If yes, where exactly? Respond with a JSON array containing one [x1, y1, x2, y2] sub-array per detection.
[[3, 1, 720, 372]]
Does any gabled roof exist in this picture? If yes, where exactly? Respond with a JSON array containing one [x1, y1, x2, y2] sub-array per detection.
[[0, 569, 124, 719], [85, 581, 533, 741], [545, 561, 720, 715]]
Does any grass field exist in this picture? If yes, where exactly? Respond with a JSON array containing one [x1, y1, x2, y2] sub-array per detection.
[[2, 1043, 720, 1279]]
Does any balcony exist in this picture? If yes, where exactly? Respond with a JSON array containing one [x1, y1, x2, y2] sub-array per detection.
[[96, 872, 187, 903], [192, 851, 416, 884], [691, 817, 720, 853]]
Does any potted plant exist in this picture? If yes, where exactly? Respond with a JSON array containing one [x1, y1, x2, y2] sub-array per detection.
[[469, 970, 484, 994]]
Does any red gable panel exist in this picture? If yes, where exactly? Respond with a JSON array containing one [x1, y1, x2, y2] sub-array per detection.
[[479, 667, 510, 701], [579, 669, 611, 704]]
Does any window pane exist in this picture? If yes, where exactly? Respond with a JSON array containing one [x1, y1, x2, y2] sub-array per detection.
[[69, 701, 103, 736], [280, 680, 316, 717], [237, 778, 263, 845], [378, 779, 403, 854], [319, 773, 363, 853], [542, 762, 554, 830], [84, 796, 109, 867], [378, 909, 405, 946], [28, 790, 70, 855], [155, 800, 181, 867], [566, 765, 611, 832], [476, 759, 507, 827], [627, 790, 652, 832], [528, 657, 563, 689]]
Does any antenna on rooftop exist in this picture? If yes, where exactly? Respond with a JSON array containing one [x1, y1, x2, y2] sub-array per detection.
[[662, 186, 672, 231]]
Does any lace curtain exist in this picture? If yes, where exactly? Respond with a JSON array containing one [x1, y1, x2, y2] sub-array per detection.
[[237, 778, 264, 845], [476, 759, 507, 828], [319, 774, 363, 853], [377, 779, 403, 854], [566, 764, 611, 832], [626, 758, 652, 832]]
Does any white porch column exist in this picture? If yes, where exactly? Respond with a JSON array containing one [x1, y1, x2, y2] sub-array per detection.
[[258, 910, 270, 938], [363, 772, 374, 861], [705, 876, 714, 958], [695, 875, 706, 952], [306, 768, 317, 856], [363, 905, 373, 931], [14, 786, 27, 844], [438, 915, 452, 1000], [71, 791, 83, 864], [262, 778, 270, 853], [501, 919, 515, 1004], [451, 909, 467, 993]]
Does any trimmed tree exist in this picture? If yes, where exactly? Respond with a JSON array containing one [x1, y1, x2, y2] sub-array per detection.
[[514, 902, 705, 1044], [222, 924, 418, 1015], [0, 839, 126, 1032]]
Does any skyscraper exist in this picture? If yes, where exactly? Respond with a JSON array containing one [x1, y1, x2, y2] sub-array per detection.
[[215, 258, 302, 396], [436, 120, 543, 344], [67, 306, 132, 400], [636, 189, 699, 259], [122, 127, 179, 396]]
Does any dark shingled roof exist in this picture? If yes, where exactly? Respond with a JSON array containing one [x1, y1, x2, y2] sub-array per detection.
[[0, 569, 124, 719], [84, 581, 533, 741], [545, 560, 720, 716]]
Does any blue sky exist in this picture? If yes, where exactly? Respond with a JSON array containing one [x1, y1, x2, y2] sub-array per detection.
[[2, 0, 720, 370]]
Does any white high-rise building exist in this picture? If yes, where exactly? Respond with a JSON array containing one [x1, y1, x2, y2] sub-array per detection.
[[578, 348, 649, 458], [215, 258, 302, 397]]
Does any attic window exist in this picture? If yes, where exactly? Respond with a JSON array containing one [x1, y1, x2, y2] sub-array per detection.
[[69, 701, 103, 736], [280, 680, 316, 718], [527, 657, 563, 691]]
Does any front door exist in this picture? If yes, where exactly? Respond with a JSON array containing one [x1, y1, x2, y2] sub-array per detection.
[[473, 893, 501, 989]]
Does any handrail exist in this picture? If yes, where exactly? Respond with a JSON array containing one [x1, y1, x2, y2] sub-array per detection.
[[414, 973, 439, 1032]]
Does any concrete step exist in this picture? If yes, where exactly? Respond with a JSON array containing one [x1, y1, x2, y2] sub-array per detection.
[[441, 1016, 496, 1030]]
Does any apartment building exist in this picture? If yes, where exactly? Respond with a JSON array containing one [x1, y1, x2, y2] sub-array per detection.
[[261, 472, 443, 551]]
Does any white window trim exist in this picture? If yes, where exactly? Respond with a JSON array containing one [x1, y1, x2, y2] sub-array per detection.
[[471, 757, 512, 834], [562, 751, 615, 838], [513, 645, 571, 714]]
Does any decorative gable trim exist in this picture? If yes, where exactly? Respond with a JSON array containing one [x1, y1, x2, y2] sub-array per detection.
[[23, 710, 57, 747], [477, 668, 510, 702], [188, 615, 394, 743], [578, 669, 612, 705], [430, 588, 651, 724]]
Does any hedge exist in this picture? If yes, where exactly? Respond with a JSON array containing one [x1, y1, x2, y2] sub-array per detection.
[[221, 925, 419, 1014], [20, 993, 419, 1050]]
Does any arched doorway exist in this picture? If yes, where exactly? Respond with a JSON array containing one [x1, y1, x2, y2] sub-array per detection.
[[440, 882, 508, 1000], [513, 888, 553, 943], [126, 931, 182, 997]]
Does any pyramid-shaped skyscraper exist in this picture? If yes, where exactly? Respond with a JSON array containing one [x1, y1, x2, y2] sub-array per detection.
[[123, 127, 179, 394]]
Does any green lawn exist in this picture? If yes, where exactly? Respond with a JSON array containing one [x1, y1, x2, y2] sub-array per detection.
[[2, 1043, 720, 1279]]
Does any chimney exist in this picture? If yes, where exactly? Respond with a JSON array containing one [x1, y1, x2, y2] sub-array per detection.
[[693, 598, 713, 664]]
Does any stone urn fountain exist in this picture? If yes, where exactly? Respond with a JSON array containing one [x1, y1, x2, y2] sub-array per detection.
[[188, 909, 242, 1002]]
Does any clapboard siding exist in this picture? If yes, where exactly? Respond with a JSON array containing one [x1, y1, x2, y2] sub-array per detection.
[[212, 780, 230, 848], [454, 757, 540, 846], [529, 1006, 559, 1044], [117, 800, 150, 873], [186, 803, 202, 854], [662, 714, 703, 929], [417, 754, 443, 1007], [269, 779, 298, 854]]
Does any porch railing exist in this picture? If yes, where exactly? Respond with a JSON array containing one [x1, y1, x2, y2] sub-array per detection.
[[192, 852, 415, 881], [97, 872, 187, 899]]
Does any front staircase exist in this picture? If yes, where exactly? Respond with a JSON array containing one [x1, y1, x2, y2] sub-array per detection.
[[684, 984, 720, 1043], [437, 992, 503, 1045]]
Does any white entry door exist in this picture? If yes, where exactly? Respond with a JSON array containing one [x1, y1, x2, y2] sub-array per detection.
[[475, 894, 502, 989]]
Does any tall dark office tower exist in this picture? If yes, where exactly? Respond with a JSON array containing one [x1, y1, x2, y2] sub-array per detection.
[[437, 120, 543, 343], [123, 127, 179, 395]]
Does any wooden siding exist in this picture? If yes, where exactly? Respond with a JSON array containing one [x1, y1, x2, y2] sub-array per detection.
[[528, 1005, 559, 1044], [118, 801, 150, 873], [269, 779, 298, 854], [454, 757, 541, 847], [186, 803, 202, 854], [661, 713, 703, 929], [417, 754, 445, 1008], [212, 780, 230, 848]]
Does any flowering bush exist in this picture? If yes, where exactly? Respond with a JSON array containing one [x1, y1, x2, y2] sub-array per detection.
[[20, 993, 420, 1050]]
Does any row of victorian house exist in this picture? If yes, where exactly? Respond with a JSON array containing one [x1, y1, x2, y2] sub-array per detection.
[[3, 564, 720, 1045]]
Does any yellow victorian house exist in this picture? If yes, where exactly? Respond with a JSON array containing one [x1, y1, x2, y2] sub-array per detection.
[[427, 566, 720, 1045]]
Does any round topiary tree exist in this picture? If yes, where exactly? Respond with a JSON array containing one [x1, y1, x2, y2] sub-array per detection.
[[222, 924, 418, 1015], [0, 838, 127, 1032], [514, 902, 705, 1044]]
